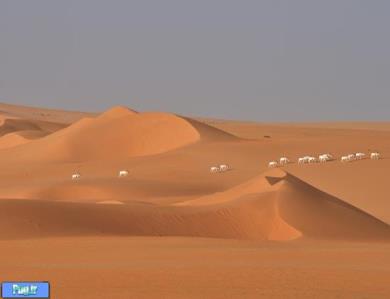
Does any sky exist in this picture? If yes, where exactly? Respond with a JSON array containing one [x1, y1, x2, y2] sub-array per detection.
[[1, 0, 389, 121]]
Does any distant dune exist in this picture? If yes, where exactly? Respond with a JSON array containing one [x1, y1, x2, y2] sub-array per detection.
[[0, 102, 95, 124], [0, 118, 66, 137], [0, 106, 237, 162], [0, 117, 67, 149]]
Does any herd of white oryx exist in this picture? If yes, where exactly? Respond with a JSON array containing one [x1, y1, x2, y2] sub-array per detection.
[[268, 151, 381, 168], [207, 152, 381, 174], [209, 164, 231, 173], [71, 153, 381, 179]]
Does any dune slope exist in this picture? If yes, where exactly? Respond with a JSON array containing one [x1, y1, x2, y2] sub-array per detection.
[[277, 174, 390, 240]]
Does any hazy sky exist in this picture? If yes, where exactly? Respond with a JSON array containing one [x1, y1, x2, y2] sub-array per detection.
[[1, 0, 389, 121]]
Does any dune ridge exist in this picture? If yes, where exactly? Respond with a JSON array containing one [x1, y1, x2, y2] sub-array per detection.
[[98, 105, 138, 118]]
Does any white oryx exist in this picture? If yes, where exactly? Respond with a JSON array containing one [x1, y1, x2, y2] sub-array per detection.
[[298, 156, 315, 164], [71, 173, 81, 180], [279, 157, 290, 165], [210, 166, 220, 173], [341, 155, 353, 162], [219, 164, 231, 172], [298, 156, 309, 164], [370, 152, 380, 160], [347, 154, 356, 161], [319, 155, 328, 163], [268, 161, 278, 168], [326, 153, 334, 160], [118, 170, 129, 177], [355, 152, 366, 160], [319, 153, 333, 163]]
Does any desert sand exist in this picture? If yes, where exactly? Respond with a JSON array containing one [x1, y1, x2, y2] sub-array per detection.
[[0, 102, 389, 298]]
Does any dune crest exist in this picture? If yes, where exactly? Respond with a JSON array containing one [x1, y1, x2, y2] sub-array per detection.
[[98, 105, 138, 119]]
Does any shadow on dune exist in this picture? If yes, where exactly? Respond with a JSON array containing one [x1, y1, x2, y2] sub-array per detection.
[[0, 118, 66, 137], [276, 173, 390, 241]]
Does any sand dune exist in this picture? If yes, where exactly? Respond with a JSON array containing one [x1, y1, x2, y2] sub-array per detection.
[[0, 195, 301, 241], [0, 117, 66, 149], [1, 170, 388, 241], [0, 102, 95, 124], [176, 168, 285, 206], [177, 170, 390, 241], [0, 107, 237, 162], [0, 117, 66, 137]]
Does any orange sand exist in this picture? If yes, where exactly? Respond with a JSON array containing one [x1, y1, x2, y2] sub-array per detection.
[[0, 103, 389, 298]]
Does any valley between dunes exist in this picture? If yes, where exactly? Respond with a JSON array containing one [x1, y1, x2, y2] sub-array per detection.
[[0, 102, 389, 298]]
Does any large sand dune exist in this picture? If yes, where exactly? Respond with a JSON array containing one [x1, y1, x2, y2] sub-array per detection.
[[0, 106, 237, 162]]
